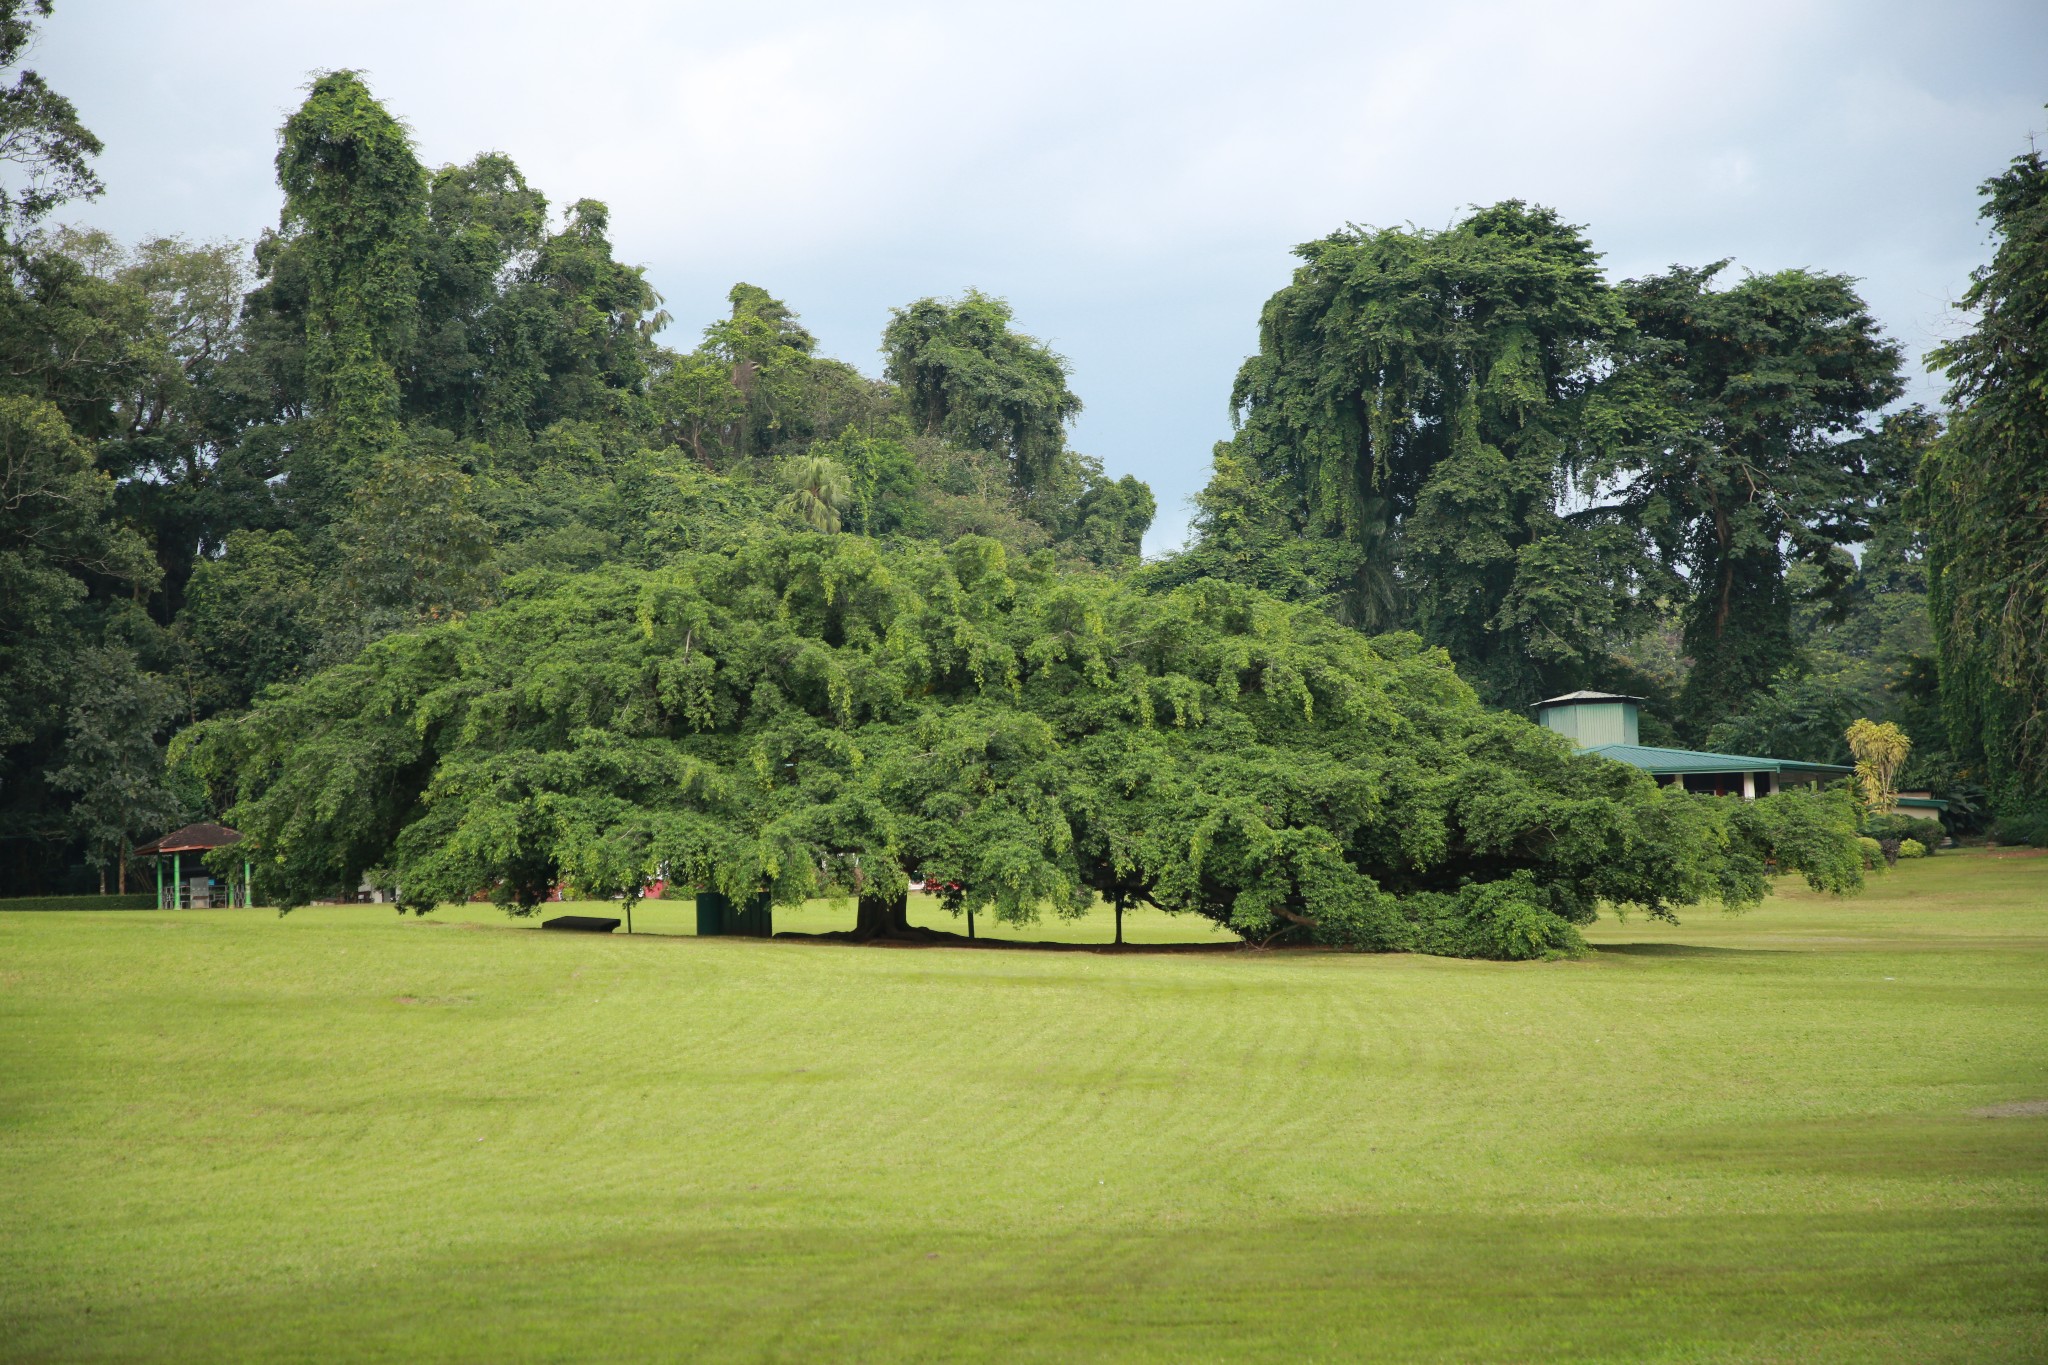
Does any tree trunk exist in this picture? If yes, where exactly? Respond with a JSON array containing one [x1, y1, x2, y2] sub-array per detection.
[[853, 890, 912, 939], [118, 843, 126, 895]]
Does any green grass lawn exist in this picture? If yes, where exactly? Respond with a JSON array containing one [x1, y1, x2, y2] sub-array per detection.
[[3, 850, 2045, 1362]]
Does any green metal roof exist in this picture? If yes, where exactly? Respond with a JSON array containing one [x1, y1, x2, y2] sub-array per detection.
[[1532, 690, 1645, 708], [1582, 743, 1854, 776], [1895, 795, 1950, 812]]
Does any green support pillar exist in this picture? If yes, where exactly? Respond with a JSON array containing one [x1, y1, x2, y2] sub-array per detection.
[[245, 860, 253, 909], [172, 852, 182, 909]]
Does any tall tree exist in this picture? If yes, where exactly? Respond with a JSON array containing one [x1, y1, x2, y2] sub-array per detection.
[[882, 289, 1081, 498], [1188, 203, 1653, 703], [406, 152, 548, 438], [58, 231, 259, 619], [658, 283, 880, 469], [47, 644, 183, 891], [178, 529, 325, 712], [1617, 265, 1904, 730], [0, 394, 157, 888], [1066, 457, 1155, 569], [1923, 134, 2048, 826], [0, 0, 99, 235], [496, 198, 662, 433], [0, 3, 185, 894], [274, 70, 425, 477]]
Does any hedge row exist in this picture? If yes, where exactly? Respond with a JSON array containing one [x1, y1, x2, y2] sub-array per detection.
[[0, 894, 159, 911]]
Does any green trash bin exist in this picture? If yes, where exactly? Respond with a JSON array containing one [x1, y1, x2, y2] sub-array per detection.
[[695, 891, 773, 937]]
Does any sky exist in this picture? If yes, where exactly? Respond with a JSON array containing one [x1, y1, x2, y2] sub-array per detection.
[[36, 0, 2048, 554]]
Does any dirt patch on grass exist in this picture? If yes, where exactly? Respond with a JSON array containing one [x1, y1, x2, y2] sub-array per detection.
[[1973, 1099, 2048, 1118]]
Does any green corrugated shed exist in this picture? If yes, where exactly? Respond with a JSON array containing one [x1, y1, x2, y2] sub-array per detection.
[[694, 891, 773, 937], [1532, 691, 1642, 746]]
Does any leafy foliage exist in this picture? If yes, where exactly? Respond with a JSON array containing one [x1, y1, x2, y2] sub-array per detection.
[[1181, 205, 1908, 735], [275, 70, 426, 476], [1181, 204, 1653, 702], [1923, 133, 2048, 826], [180, 534, 1859, 956], [0, 392, 158, 886], [1862, 813, 1943, 849], [0, 0, 100, 231], [1617, 266, 1906, 727], [884, 290, 1081, 497], [1846, 718, 1910, 812], [47, 644, 184, 886], [1703, 674, 1861, 767], [779, 454, 852, 533], [0, 12, 1948, 933]]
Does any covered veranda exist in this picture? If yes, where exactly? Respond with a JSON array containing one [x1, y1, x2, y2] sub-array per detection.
[[134, 823, 255, 908]]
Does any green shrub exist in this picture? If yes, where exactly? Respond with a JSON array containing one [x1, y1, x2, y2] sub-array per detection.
[[0, 894, 158, 911], [1735, 787, 1865, 894], [1402, 876, 1587, 961], [1988, 809, 2048, 847], [1897, 838, 1928, 859], [1863, 814, 1945, 848], [1856, 836, 1887, 871]]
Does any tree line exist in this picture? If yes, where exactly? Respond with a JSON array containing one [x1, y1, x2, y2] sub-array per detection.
[[0, 42, 1149, 893], [1, 0, 2042, 929]]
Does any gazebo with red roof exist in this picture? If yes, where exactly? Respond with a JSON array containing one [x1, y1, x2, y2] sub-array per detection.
[[134, 823, 253, 908]]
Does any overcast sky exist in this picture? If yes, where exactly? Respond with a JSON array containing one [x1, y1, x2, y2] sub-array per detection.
[[36, 1, 2048, 553]]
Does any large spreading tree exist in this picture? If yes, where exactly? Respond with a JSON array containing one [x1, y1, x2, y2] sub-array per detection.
[[179, 533, 1860, 958]]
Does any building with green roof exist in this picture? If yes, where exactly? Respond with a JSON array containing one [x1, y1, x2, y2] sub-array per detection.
[[1532, 691, 1856, 801]]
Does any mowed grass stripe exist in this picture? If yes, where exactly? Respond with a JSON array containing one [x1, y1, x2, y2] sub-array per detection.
[[2, 850, 2045, 1361]]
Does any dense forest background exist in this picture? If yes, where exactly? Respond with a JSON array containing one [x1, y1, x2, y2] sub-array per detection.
[[2, 0, 2042, 895]]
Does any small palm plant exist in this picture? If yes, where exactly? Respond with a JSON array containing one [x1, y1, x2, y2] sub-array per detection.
[[781, 455, 853, 533], [1847, 717, 1911, 812]]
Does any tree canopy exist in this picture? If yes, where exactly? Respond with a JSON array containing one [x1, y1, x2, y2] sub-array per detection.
[[181, 533, 1861, 957], [1167, 205, 1910, 741], [1159, 205, 1655, 703], [1617, 265, 1906, 722]]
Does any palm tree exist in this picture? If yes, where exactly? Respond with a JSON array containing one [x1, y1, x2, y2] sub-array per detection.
[[1342, 497, 1400, 631], [781, 455, 853, 533]]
